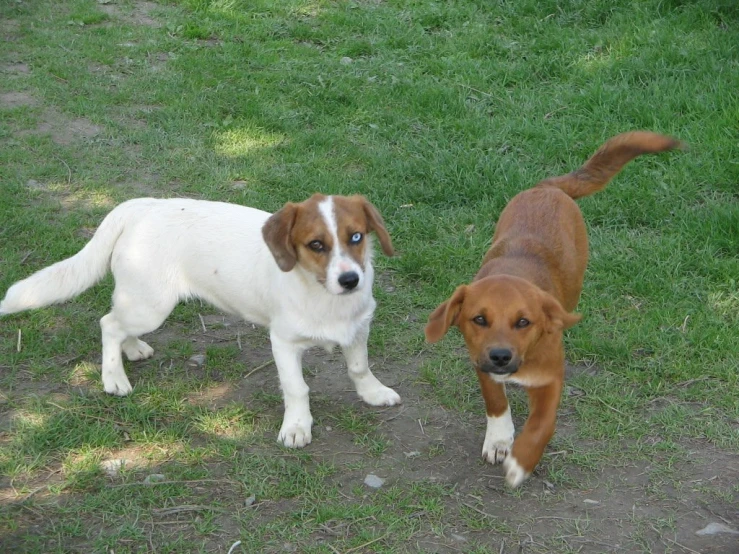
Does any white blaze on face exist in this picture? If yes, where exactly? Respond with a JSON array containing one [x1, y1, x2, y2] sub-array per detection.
[[318, 196, 364, 295]]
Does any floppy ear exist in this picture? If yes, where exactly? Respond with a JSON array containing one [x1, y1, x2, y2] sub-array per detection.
[[262, 202, 299, 272], [425, 285, 467, 343], [540, 292, 581, 333], [361, 197, 394, 257]]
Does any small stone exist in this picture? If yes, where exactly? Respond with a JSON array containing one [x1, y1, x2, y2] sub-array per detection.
[[583, 499, 600, 505], [244, 495, 256, 507], [144, 473, 166, 485], [363, 474, 385, 489], [404, 451, 421, 458], [325, 426, 332, 431], [451, 533, 467, 542], [368, 123, 379, 130], [187, 354, 206, 368], [340, 56, 353, 65], [282, 543, 297, 552], [695, 522, 739, 536], [26, 179, 44, 190], [101, 459, 125, 477]]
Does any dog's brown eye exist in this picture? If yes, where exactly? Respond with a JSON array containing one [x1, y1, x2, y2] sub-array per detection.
[[515, 318, 530, 329], [473, 315, 487, 326], [308, 240, 325, 252]]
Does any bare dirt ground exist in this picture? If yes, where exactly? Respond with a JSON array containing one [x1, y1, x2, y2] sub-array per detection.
[[155, 318, 739, 553], [5, 313, 734, 552]]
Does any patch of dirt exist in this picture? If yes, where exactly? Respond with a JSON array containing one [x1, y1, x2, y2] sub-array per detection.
[[0, 19, 21, 42], [98, 1, 161, 28], [1, 61, 30, 75], [15, 107, 102, 145], [1, 308, 738, 552], [0, 91, 38, 108]]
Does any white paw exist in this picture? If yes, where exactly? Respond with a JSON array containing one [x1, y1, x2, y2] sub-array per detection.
[[482, 436, 513, 465], [122, 339, 154, 361], [481, 409, 514, 464], [503, 455, 530, 488], [359, 385, 401, 407], [278, 417, 313, 448], [103, 371, 133, 396]]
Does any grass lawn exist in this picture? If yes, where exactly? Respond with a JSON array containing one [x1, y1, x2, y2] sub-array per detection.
[[1, 0, 737, 552]]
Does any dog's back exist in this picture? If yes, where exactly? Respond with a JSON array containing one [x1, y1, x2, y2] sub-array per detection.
[[479, 131, 682, 310]]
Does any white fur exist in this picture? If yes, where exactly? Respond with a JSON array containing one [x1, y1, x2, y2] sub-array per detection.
[[503, 455, 529, 488], [481, 404, 514, 464], [0, 197, 401, 447]]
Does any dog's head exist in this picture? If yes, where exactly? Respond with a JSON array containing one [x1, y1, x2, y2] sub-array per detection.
[[425, 275, 580, 381], [262, 194, 394, 295]]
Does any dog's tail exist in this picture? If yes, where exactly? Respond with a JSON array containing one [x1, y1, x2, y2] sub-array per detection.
[[537, 131, 684, 199], [0, 202, 136, 315]]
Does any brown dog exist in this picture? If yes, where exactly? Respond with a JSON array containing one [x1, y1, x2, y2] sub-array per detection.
[[425, 132, 682, 487]]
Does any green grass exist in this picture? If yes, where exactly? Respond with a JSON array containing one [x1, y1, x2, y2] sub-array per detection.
[[1, 0, 738, 551]]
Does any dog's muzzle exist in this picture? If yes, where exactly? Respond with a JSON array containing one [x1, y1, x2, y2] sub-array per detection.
[[480, 348, 520, 375]]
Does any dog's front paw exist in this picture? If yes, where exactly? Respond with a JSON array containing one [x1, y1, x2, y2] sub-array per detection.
[[482, 436, 512, 465], [359, 385, 401, 407], [481, 411, 514, 464], [503, 455, 530, 488], [278, 418, 313, 448], [103, 371, 133, 396]]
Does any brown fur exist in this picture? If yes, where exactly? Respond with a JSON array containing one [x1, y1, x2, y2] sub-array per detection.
[[425, 131, 682, 484]]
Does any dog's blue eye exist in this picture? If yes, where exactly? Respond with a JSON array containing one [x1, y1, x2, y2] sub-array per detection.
[[308, 240, 325, 252], [515, 318, 530, 329], [350, 232, 363, 244], [473, 315, 487, 326]]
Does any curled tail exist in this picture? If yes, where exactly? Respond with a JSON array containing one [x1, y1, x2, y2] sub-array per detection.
[[537, 131, 684, 199], [0, 203, 134, 315]]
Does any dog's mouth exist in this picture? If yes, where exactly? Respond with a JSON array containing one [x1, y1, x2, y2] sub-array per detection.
[[478, 359, 521, 376]]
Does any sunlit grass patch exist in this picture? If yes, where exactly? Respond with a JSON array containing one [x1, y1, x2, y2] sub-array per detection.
[[212, 126, 286, 158]]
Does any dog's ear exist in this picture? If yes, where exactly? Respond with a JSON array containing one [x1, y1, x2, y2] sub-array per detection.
[[541, 292, 581, 333], [360, 197, 394, 257], [425, 285, 467, 343], [262, 202, 299, 272]]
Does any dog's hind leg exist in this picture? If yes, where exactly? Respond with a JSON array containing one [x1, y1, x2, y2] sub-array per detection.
[[342, 326, 401, 407], [100, 284, 177, 396]]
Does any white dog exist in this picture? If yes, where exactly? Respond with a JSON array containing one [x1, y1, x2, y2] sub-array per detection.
[[0, 194, 401, 447]]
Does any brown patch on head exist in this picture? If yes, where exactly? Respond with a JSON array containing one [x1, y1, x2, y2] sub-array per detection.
[[263, 194, 330, 279], [332, 195, 394, 269], [426, 275, 580, 378], [263, 194, 393, 285], [288, 194, 333, 282]]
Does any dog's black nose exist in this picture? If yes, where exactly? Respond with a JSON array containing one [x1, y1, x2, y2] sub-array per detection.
[[338, 271, 360, 290], [489, 348, 513, 367]]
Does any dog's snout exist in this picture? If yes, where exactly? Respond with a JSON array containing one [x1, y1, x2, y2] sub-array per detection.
[[338, 271, 360, 290], [489, 348, 513, 367]]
